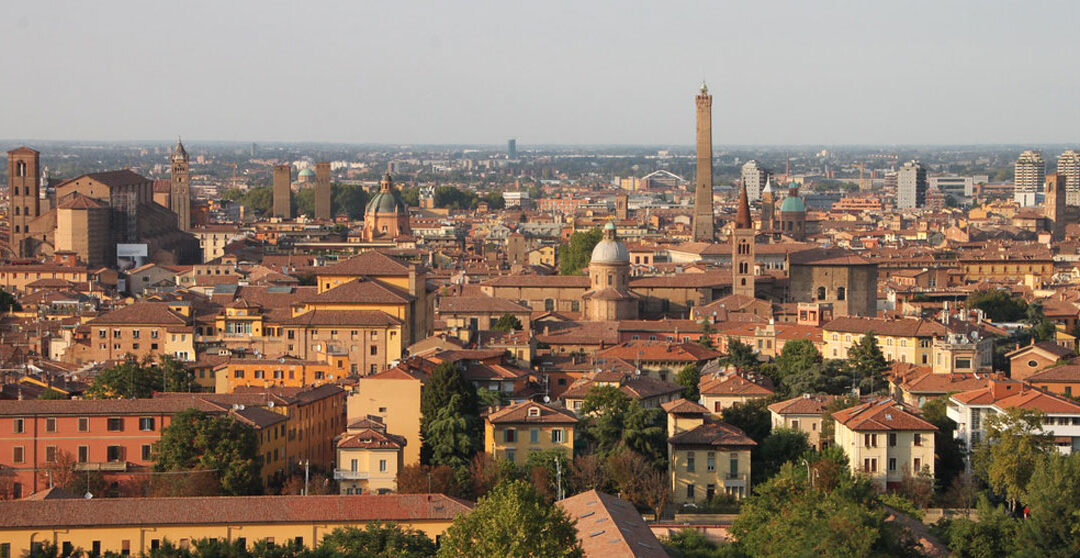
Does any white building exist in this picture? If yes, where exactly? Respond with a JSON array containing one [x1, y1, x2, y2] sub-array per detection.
[[740, 160, 769, 203], [947, 379, 1080, 456], [1014, 150, 1046, 208], [896, 160, 927, 209], [1058, 150, 1080, 206]]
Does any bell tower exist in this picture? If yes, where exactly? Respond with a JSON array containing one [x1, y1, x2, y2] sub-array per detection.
[[692, 82, 715, 242], [170, 138, 191, 231], [7, 146, 41, 258], [732, 185, 756, 298]]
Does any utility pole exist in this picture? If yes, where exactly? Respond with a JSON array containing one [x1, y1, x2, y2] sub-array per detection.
[[302, 459, 310, 495], [555, 457, 564, 501]]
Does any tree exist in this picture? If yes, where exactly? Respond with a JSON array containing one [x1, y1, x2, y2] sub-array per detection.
[[37, 388, 67, 400], [722, 338, 758, 372], [558, 228, 603, 276], [86, 355, 198, 399], [973, 407, 1054, 511], [605, 448, 653, 509], [570, 454, 608, 493], [524, 448, 572, 502], [153, 408, 261, 496], [663, 528, 740, 558], [639, 467, 672, 521], [420, 362, 480, 468], [578, 386, 666, 467], [0, 288, 21, 312], [920, 396, 966, 491], [1016, 452, 1080, 557], [819, 395, 860, 446], [773, 339, 824, 396], [965, 289, 1028, 322], [720, 399, 771, 444], [845, 333, 889, 394], [40, 449, 80, 493], [938, 496, 1020, 558], [757, 428, 809, 483], [396, 464, 458, 495], [436, 479, 584, 558], [318, 523, 437, 558], [493, 313, 523, 332], [675, 364, 701, 401]]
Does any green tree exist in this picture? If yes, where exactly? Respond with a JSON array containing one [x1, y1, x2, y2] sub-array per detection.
[[920, 396, 966, 491], [0, 288, 21, 312], [37, 388, 67, 400], [558, 228, 603, 275], [318, 523, 437, 558], [420, 362, 480, 468], [436, 479, 584, 558], [492, 313, 523, 332], [1016, 452, 1080, 557], [663, 528, 742, 558], [965, 289, 1028, 322], [333, 183, 371, 219], [86, 355, 198, 399], [845, 333, 889, 394], [973, 407, 1054, 511], [773, 339, 824, 396], [153, 408, 261, 496], [579, 386, 666, 467], [675, 364, 701, 401], [937, 496, 1020, 558], [720, 398, 771, 443], [722, 338, 758, 372], [433, 186, 477, 209], [757, 428, 810, 483]]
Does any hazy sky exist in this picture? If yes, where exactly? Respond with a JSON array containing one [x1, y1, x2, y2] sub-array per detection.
[[1, 1, 1077, 146]]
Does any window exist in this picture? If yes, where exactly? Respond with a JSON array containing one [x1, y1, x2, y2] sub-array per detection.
[[817, 286, 826, 300], [888, 458, 897, 471], [863, 433, 876, 448], [888, 432, 897, 447], [551, 429, 565, 443], [13, 446, 25, 464], [151, 330, 159, 339], [914, 458, 922, 471], [379, 459, 387, 473], [729, 453, 739, 477], [686, 484, 695, 500], [370, 345, 378, 356], [107, 446, 124, 462], [141, 445, 152, 460], [955, 358, 971, 369], [13, 418, 24, 434], [45, 446, 57, 462], [863, 458, 877, 473], [791, 419, 800, 430], [707, 452, 716, 472], [78, 446, 89, 463], [836, 287, 846, 301], [686, 451, 696, 472], [506, 449, 516, 463], [98, 329, 107, 339], [139, 417, 155, 431], [107, 418, 124, 432], [913, 433, 922, 446], [504, 429, 516, 443], [45, 418, 57, 432], [530, 429, 539, 443]]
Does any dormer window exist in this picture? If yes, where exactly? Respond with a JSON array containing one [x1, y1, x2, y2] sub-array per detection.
[[527, 407, 541, 418]]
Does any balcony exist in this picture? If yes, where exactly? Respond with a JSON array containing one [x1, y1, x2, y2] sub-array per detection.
[[723, 473, 748, 487], [333, 469, 369, 481], [75, 461, 128, 472]]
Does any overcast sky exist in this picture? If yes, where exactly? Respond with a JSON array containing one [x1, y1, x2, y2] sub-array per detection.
[[1, 1, 1077, 146]]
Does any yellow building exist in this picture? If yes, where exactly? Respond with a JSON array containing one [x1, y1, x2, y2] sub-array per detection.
[[698, 371, 775, 415], [823, 316, 947, 366], [484, 401, 577, 464], [767, 394, 840, 450], [832, 398, 937, 491], [0, 494, 471, 556], [663, 399, 755, 503], [213, 355, 350, 393], [334, 417, 406, 495], [348, 367, 426, 465]]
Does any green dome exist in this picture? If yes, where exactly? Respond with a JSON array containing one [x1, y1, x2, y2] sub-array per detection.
[[780, 195, 805, 213], [366, 190, 408, 215], [298, 168, 316, 178]]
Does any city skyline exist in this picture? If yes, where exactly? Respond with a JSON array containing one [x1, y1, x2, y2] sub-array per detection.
[[1, 1, 1078, 145]]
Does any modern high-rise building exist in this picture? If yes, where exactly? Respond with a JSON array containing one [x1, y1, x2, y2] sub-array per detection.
[[508, 139, 517, 159], [740, 160, 770, 203], [1058, 149, 1080, 206], [273, 164, 292, 219], [315, 161, 331, 220], [692, 83, 715, 242], [1014, 150, 1045, 207], [169, 139, 191, 232], [896, 160, 927, 209]]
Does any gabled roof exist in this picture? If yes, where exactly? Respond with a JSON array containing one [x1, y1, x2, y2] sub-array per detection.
[[661, 398, 710, 415], [85, 302, 190, 326], [1005, 341, 1074, 360], [486, 401, 578, 425], [668, 421, 757, 447], [832, 398, 937, 432], [278, 309, 402, 327], [307, 278, 413, 305], [823, 316, 947, 338], [337, 428, 407, 450], [699, 373, 774, 397], [767, 394, 839, 416], [1027, 364, 1080, 383], [319, 251, 413, 277], [557, 490, 668, 558]]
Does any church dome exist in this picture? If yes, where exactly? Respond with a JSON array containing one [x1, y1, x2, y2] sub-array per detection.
[[365, 173, 408, 216], [298, 168, 316, 178], [780, 195, 805, 213], [590, 222, 630, 264]]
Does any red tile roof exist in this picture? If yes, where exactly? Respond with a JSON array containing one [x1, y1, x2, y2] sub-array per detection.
[[557, 490, 668, 558], [486, 401, 578, 425], [832, 398, 937, 432], [767, 394, 840, 416], [319, 251, 414, 277]]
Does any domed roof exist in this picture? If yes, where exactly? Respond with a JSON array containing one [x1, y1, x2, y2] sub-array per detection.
[[591, 222, 629, 264], [780, 195, 805, 213], [298, 168, 316, 177], [365, 173, 408, 216]]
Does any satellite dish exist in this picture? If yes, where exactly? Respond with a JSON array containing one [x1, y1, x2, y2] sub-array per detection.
[[543, 395, 551, 403], [267, 401, 275, 408], [84, 492, 93, 499]]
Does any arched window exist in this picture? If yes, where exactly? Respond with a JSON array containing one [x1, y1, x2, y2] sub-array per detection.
[[607, 274, 613, 286], [817, 286, 826, 300], [836, 287, 846, 301], [13, 206, 18, 216]]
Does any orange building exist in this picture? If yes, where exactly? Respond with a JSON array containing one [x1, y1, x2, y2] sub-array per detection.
[[214, 355, 350, 393]]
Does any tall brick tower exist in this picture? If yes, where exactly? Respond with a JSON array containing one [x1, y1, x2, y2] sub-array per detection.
[[732, 184, 756, 298], [7, 146, 41, 258], [1046, 173, 1067, 240], [315, 161, 331, 220], [170, 138, 191, 231], [273, 164, 292, 219], [692, 82, 715, 242]]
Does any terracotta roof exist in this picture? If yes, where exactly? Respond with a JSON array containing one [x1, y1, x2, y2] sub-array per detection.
[[1027, 364, 1080, 383], [8, 146, 39, 155], [438, 295, 531, 314], [278, 309, 402, 327], [307, 278, 413, 305], [56, 193, 107, 210], [0, 494, 472, 529], [789, 247, 873, 267], [668, 421, 757, 447], [337, 428, 407, 450], [734, 185, 752, 229], [86, 302, 190, 326], [832, 398, 937, 432], [0, 397, 222, 417], [483, 275, 591, 288], [596, 342, 723, 363], [899, 371, 993, 394], [823, 316, 946, 338], [59, 169, 149, 189], [699, 373, 774, 397], [767, 394, 840, 416], [486, 401, 578, 425], [557, 490, 668, 558], [661, 398, 710, 415], [319, 251, 414, 277], [1005, 341, 1074, 360]]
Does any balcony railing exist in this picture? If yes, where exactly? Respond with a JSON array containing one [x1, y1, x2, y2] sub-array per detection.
[[333, 469, 369, 481], [75, 461, 128, 472]]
